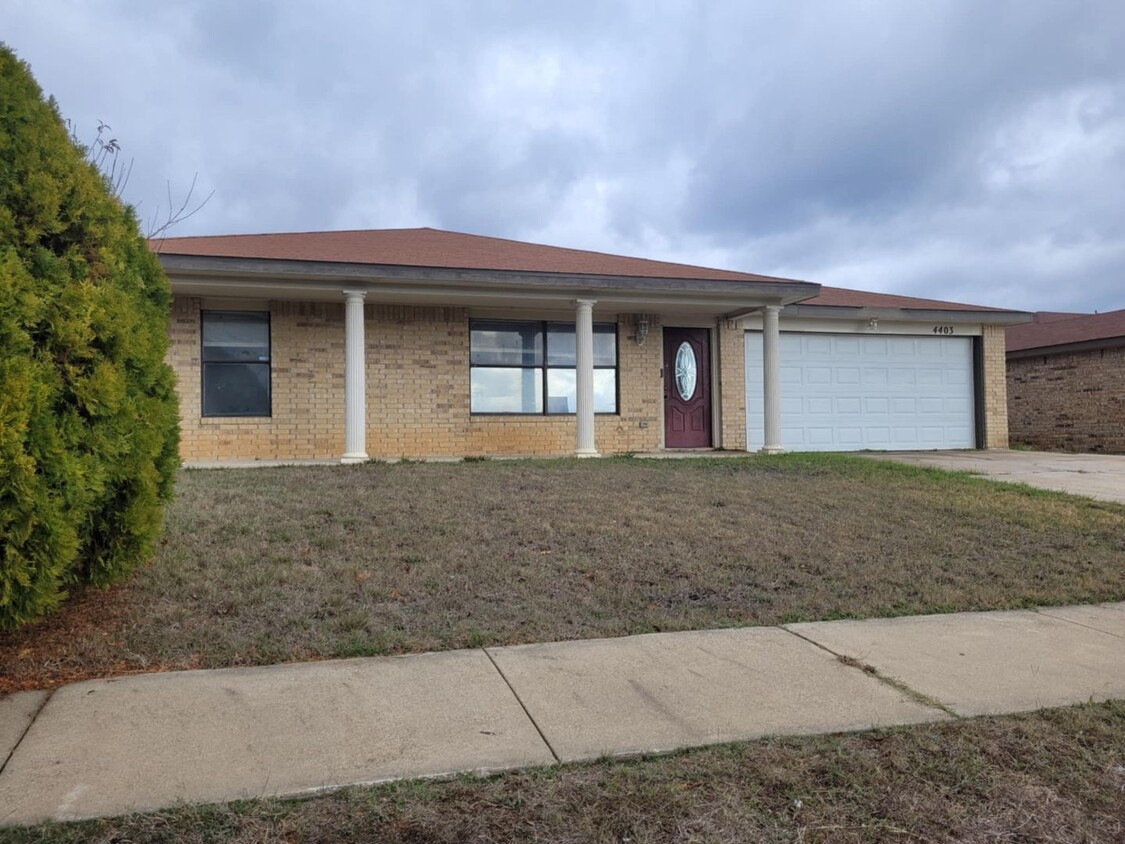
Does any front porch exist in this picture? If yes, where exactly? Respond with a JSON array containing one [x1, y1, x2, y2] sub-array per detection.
[[167, 290, 792, 463]]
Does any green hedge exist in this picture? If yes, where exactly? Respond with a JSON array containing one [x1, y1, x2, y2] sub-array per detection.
[[0, 45, 180, 628]]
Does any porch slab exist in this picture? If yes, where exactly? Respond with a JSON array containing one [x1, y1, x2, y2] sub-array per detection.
[[786, 609, 1125, 717], [0, 652, 553, 826], [0, 691, 48, 765], [486, 627, 945, 763]]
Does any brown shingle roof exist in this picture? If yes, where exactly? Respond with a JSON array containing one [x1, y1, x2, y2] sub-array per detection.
[[153, 227, 803, 284], [1006, 309, 1125, 352], [798, 285, 1009, 313]]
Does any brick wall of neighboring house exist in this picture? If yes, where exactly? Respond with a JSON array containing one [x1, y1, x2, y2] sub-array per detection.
[[1007, 344, 1125, 453], [981, 324, 1010, 449], [169, 297, 674, 460]]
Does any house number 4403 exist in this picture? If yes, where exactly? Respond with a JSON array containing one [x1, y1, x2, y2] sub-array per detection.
[[932, 325, 955, 335]]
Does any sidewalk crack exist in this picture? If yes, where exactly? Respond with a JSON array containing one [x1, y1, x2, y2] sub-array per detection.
[[483, 649, 560, 764], [780, 626, 959, 719], [1033, 607, 1125, 640], [0, 689, 55, 778]]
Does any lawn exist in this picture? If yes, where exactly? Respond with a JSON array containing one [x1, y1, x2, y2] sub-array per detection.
[[2, 454, 1123, 691], [9, 701, 1124, 843]]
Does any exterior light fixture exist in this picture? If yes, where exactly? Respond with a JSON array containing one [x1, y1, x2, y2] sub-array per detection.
[[635, 315, 650, 346], [867, 318, 879, 330]]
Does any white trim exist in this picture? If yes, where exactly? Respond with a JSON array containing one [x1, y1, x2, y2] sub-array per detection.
[[739, 316, 983, 336]]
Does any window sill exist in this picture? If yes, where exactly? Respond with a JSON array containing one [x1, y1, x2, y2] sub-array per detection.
[[200, 415, 273, 423], [470, 413, 620, 418]]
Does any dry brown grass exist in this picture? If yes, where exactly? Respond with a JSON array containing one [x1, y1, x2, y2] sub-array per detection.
[[2, 454, 1123, 691], [10, 700, 1124, 843]]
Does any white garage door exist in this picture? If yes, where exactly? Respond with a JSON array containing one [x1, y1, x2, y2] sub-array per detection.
[[745, 332, 976, 451]]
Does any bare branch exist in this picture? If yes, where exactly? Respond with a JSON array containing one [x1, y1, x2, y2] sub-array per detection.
[[146, 173, 215, 244], [69, 118, 214, 241]]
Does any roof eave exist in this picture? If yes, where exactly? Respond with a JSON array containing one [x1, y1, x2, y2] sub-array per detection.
[[157, 253, 820, 304], [1007, 335, 1125, 358]]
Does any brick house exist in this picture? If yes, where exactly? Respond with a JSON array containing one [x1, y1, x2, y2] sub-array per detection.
[[1006, 309, 1125, 453], [156, 228, 1025, 463]]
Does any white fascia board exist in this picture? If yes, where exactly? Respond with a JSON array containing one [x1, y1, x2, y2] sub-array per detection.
[[739, 315, 983, 336]]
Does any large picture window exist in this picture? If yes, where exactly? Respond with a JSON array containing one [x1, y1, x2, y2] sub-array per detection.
[[201, 311, 271, 417], [470, 320, 617, 414]]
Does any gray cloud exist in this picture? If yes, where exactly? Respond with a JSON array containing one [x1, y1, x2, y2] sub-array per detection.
[[6, 0, 1124, 311]]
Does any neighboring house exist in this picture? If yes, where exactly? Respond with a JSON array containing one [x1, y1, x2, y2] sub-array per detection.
[[154, 227, 1025, 462], [1006, 309, 1125, 454]]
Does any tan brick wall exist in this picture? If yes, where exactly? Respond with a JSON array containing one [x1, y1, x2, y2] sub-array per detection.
[[1007, 344, 1125, 454], [169, 297, 347, 460], [169, 298, 667, 460], [981, 325, 1010, 449], [717, 320, 747, 450]]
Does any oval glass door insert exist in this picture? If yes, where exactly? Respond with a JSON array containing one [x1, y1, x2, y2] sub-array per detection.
[[674, 341, 697, 401]]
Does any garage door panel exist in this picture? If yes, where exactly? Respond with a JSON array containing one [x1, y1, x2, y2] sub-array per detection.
[[808, 428, 836, 445], [863, 368, 888, 386], [865, 397, 889, 413], [945, 369, 969, 385], [746, 332, 975, 452], [865, 427, 891, 446], [946, 397, 971, 413], [781, 366, 806, 384]]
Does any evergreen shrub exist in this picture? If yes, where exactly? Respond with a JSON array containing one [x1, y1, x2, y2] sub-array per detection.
[[0, 45, 180, 627]]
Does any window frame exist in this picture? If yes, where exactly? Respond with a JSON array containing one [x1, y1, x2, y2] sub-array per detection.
[[469, 319, 619, 416], [200, 309, 272, 418]]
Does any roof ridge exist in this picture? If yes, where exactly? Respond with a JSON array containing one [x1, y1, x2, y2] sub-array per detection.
[[153, 226, 808, 283], [155, 226, 434, 241]]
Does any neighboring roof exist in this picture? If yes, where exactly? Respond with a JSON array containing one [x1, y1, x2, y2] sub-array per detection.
[[153, 227, 802, 284], [1006, 309, 1125, 352], [797, 285, 1010, 313]]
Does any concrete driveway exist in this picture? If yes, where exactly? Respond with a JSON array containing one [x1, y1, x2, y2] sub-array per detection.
[[861, 450, 1125, 504]]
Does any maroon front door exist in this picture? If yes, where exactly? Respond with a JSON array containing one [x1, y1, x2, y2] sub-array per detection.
[[663, 327, 712, 448]]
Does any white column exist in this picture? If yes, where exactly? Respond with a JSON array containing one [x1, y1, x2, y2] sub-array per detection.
[[574, 298, 599, 457], [342, 289, 368, 463], [761, 304, 784, 454]]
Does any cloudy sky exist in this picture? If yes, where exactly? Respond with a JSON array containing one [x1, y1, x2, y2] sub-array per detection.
[[7, 1, 1125, 311]]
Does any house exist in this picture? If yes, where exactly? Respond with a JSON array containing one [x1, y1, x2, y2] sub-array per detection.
[[1006, 309, 1125, 453], [154, 227, 1025, 462]]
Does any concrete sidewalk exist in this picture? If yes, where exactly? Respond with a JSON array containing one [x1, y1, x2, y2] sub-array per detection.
[[860, 450, 1125, 504], [2, 603, 1123, 827]]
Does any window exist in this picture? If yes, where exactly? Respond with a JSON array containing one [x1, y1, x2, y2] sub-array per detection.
[[470, 320, 617, 414], [201, 311, 271, 417]]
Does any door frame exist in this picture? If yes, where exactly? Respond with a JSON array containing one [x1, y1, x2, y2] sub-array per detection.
[[661, 324, 715, 448]]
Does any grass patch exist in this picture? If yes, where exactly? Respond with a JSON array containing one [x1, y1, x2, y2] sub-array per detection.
[[1, 454, 1123, 690], [8, 701, 1124, 842]]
